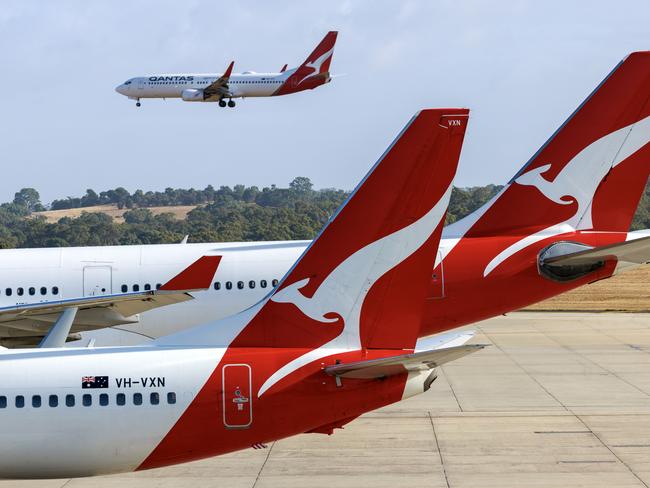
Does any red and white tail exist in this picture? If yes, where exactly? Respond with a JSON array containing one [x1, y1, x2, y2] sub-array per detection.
[[448, 51, 650, 241], [241, 109, 467, 355], [274, 31, 338, 95], [297, 30, 337, 76]]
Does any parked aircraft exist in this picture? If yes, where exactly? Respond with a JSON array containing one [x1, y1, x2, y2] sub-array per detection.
[[115, 31, 338, 107], [0, 107, 477, 479], [1, 52, 649, 348]]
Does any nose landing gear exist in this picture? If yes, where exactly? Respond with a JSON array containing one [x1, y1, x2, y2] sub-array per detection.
[[135, 99, 141, 107]]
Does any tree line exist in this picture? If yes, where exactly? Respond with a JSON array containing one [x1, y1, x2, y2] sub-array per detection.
[[0, 178, 648, 249]]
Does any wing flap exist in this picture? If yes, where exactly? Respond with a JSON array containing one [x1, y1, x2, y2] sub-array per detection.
[[204, 61, 234, 98]]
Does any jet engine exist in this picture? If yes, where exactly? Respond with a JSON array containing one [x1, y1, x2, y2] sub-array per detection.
[[181, 89, 205, 102]]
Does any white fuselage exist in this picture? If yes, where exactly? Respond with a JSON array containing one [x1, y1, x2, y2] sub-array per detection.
[[116, 71, 290, 100], [0, 345, 220, 478]]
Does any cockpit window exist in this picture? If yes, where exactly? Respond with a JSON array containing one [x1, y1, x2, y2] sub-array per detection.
[[124, 80, 132, 85]]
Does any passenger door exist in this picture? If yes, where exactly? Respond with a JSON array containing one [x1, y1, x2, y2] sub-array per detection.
[[222, 364, 252, 429], [83, 266, 112, 296]]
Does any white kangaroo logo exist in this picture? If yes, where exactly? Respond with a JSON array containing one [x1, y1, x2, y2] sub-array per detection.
[[483, 114, 650, 276], [303, 48, 334, 78], [258, 183, 454, 396]]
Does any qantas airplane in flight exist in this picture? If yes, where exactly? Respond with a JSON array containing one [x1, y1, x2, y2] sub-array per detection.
[[0, 51, 648, 349], [0, 107, 478, 479], [115, 31, 337, 107]]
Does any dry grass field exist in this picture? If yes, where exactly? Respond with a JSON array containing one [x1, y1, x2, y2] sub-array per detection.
[[528, 265, 650, 312], [33, 204, 198, 223]]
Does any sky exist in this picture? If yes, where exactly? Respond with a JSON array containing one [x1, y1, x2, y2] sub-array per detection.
[[0, 0, 649, 204]]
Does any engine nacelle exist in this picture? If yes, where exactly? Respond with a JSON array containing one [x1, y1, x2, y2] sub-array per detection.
[[181, 88, 205, 102]]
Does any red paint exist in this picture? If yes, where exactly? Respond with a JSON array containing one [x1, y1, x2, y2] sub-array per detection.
[[160, 255, 221, 291]]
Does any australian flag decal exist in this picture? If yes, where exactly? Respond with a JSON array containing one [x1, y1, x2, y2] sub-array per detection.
[[81, 376, 109, 389]]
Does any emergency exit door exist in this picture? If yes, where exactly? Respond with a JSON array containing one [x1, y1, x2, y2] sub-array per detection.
[[83, 266, 112, 296], [222, 364, 252, 429]]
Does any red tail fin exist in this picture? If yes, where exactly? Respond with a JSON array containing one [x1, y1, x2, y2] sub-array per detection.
[[449, 51, 650, 239], [235, 109, 469, 353], [299, 31, 337, 75], [274, 31, 338, 95]]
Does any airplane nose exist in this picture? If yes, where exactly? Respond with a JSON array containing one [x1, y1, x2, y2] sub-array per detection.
[[115, 84, 126, 95]]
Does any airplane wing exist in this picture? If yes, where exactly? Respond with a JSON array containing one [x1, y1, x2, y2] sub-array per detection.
[[325, 331, 485, 380], [543, 236, 650, 269], [0, 255, 221, 347], [204, 61, 234, 99]]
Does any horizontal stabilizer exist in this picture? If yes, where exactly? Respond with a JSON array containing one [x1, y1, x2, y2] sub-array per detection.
[[324, 343, 485, 379], [544, 235, 650, 268]]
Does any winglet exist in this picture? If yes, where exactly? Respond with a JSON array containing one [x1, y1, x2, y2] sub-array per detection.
[[222, 61, 234, 80], [280, 64, 288, 73], [160, 256, 222, 291]]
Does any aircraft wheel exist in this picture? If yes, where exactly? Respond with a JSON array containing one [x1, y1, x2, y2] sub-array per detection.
[[228, 100, 236, 108], [136, 102, 141, 107], [219, 100, 227, 107]]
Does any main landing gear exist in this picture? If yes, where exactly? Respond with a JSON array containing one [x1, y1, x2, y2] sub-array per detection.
[[219, 99, 236, 108]]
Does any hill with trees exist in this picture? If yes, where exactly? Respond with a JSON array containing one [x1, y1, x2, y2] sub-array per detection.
[[0, 178, 647, 249]]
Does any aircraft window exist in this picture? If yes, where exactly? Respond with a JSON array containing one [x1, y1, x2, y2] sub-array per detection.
[[260, 280, 267, 288], [29, 287, 35, 296], [133, 393, 143, 405], [0, 396, 6, 408], [167, 392, 176, 404], [82, 394, 92, 407], [121, 284, 128, 293], [5, 288, 11, 296], [225, 281, 232, 290], [17, 287, 24, 296], [214, 282, 220, 290], [65, 394, 75, 407], [49, 395, 58, 408], [272, 279, 279, 287], [52, 286, 59, 295], [40, 287, 47, 295], [15, 396, 24, 408], [116, 393, 126, 406], [237, 281, 244, 290], [32, 395, 41, 408], [99, 393, 109, 406], [144, 283, 151, 291], [156, 283, 162, 290], [133, 284, 140, 292], [150, 392, 159, 405], [249, 280, 255, 289]]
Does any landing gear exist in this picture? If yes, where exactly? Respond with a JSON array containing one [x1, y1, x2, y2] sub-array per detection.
[[219, 99, 227, 107], [228, 99, 236, 108], [135, 101, 141, 107]]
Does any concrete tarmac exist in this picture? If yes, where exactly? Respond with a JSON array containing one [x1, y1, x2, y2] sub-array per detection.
[[6, 312, 650, 488]]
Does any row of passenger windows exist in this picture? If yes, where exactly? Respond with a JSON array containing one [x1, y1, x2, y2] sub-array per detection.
[[3, 279, 283, 298], [213, 279, 279, 291], [148, 80, 281, 85], [4, 286, 59, 297], [0, 391, 176, 409], [119, 279, 280, 293]]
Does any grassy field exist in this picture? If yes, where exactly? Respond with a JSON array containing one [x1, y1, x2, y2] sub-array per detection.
[[527, 265, 650, 312], [33, 204, 198, 223]]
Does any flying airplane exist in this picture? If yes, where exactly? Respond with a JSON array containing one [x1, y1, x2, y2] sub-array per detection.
[[0, 107, 478, 479], [115, 31, 338, 107], [0, 51, 648, 349]]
